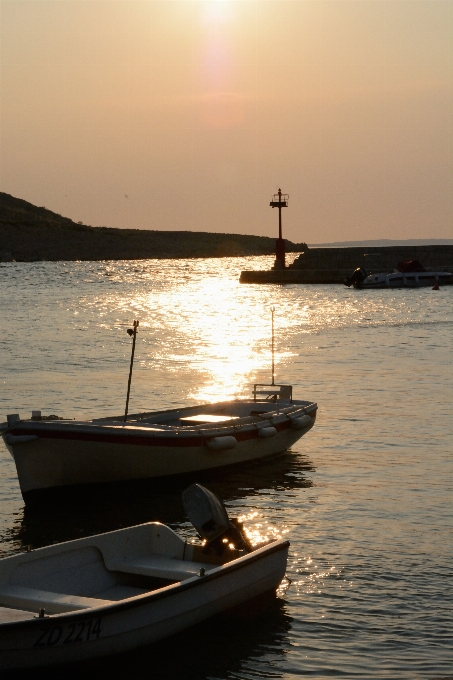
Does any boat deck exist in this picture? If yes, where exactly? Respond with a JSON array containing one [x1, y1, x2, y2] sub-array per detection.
[[91, 398, 315, 429], [0, 523, 247, 620]]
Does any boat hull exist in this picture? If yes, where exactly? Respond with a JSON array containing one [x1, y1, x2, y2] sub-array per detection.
[[354, 271, 452, 289], [2, 401, 317, 499], [0, 540, 288, 670]]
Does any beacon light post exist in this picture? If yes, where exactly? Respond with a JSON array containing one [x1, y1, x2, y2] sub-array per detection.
[[270, 188, 289, 269]]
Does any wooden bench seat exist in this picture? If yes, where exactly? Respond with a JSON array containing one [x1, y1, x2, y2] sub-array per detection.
[[254, 390, 281, 396], [253, 384, 292, 401], [0, 605, 36, 624], [0, 584, 115, 614], [107, 555, 212, 581]]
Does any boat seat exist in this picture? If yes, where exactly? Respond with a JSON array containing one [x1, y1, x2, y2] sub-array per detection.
[[0, 584, 115, 615], [253, 385, 292, 401], [95, 584, 148, 601], [0, 605, 36, 624], [106, 555, 213, 581]]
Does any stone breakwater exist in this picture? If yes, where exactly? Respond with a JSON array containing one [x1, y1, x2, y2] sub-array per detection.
[[240, 245, 453, 284]]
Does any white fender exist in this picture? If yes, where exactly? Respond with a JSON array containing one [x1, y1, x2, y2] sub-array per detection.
[[290, 415, 312, 430], [258, 426, 277, 438], [207, 436, 237, 451]]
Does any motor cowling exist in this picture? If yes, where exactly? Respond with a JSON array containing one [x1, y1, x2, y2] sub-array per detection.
[[182, 483, 253, 555], [344, 267, 367, 287]]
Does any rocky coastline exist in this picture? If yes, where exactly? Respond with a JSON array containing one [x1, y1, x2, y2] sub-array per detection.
[[0, 192, 307, 262]]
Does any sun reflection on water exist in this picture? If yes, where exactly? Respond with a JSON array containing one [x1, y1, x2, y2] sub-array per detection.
[[112, 269, 301, 403], [45, 256, 453, 414], [289, 552, 347, 597], [238, 510, 288, 548], [0, 258, 451, 677]]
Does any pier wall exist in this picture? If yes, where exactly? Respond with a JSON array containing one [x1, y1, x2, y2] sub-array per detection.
[[290, 245, 453, 272], [240, 245, 453, 284], [240, 269, 350, 284]]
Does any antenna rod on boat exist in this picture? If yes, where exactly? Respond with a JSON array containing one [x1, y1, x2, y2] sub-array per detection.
[[124, 320, 139, 422], [271, 307, 275, 386]]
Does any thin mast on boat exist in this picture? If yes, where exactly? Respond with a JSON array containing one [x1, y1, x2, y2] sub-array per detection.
[[271, 307, 275, 386], [124, 319, 139, 422]]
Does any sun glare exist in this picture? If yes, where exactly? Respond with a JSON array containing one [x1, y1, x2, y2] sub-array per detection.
[[111, 268, 295, 405], [202, 1, 233, 27], [198, 0, 243, 128]]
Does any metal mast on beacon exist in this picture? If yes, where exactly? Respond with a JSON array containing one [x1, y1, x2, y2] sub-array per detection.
[[270, 188, 289, 270]]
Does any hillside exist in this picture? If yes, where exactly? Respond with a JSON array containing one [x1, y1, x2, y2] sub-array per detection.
[[0, 193, 307, 262]]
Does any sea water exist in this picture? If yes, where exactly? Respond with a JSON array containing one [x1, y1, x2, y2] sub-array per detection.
[[0, 257, 451, 679]]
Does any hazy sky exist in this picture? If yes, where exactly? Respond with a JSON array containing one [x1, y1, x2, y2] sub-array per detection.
[[1, 0, 452, 243]]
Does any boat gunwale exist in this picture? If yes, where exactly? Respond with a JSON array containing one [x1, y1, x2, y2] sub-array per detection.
[[0, 538, 289, 633], [92, 397, 313, 423], [4, 404, 317, 448]]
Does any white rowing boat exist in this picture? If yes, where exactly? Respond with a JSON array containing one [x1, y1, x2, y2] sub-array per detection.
[[1, 385, 317, 503], [0, 485, 289, 670]]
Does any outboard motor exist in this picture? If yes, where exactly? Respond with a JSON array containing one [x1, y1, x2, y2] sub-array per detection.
[[182, 483, 253, 556], [344, 267, 368, 287]]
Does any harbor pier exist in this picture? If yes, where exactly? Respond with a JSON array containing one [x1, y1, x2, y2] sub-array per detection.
[[240, 245, 453, 284]]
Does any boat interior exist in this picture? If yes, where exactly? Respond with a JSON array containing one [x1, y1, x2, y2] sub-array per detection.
[[0, 523, 247, 623], [90, 386, 313, 429], [4, 386, 316, 431]]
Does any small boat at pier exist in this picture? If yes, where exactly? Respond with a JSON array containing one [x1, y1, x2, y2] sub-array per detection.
[[0, 484, 289, 670], [1, 385, 317, 502], [344, 260, 452, 289]]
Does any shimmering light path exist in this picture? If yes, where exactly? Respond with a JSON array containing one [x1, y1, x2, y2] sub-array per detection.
[[0, 257, 451, 679]]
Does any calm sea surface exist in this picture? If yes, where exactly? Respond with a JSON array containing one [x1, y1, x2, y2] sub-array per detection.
[[0, 257, 451, 679]]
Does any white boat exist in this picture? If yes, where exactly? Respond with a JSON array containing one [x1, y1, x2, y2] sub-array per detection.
[[1, 384, 317, 503], [0, 484, 289, 670], [344, 266, 452, 289]]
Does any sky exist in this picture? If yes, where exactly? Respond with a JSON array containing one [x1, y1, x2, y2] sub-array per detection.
[[1, 0, 452, 243]]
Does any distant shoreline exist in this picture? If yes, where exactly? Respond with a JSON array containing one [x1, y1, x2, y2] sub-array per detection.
[[0, 191, 307, 263], [309, 239, 453, 248], [2, 191, 451, 263]]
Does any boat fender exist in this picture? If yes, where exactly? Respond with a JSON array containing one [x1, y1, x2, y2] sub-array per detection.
[[207, 436, 237, 451], [290, 415, 312, 430], [258, 426, 277, 438], [4, 434, 39, 445]]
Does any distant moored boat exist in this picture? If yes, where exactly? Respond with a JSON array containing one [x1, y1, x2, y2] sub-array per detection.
[[344, 260, 452, 289]]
